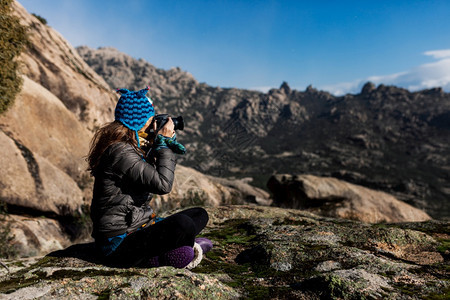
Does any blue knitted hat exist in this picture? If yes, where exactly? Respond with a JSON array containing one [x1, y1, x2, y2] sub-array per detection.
[[115, 86, 155, 147]]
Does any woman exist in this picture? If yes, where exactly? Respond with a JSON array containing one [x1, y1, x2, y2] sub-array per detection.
[[87, 86, 212, 269]]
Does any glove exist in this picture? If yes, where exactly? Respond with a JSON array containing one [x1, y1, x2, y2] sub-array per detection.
[[153, 133, 186, 155]]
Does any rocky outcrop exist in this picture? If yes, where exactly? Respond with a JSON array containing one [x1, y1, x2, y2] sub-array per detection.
[[0, 77, 87, 216], [79, 46, 450, 220], [76, 46, 198, 102], [0, 205, 448, 299], [12, 1, 116, 131], [3, 214, 72, 258], [268, 174, 431, 223], [206, 176, 271, 206], [0, 255, 239, 299]]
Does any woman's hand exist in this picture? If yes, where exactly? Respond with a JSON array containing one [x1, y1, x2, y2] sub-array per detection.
[[157, 117, 175, 138]]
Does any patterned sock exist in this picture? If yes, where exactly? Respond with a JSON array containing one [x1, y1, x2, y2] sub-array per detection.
[[147, 246, 194, 269]]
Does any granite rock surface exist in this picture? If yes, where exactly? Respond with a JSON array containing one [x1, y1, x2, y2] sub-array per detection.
[[0, 205, 448, 299]]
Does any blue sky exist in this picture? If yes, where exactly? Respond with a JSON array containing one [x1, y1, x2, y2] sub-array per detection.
[[18, 0, 450, 95]]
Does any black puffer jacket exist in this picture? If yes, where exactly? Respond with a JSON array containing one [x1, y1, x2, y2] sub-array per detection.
[[90, 142, 176, 239]]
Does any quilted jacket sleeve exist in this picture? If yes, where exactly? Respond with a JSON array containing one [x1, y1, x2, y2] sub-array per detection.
[[111, 143, 176, 195]]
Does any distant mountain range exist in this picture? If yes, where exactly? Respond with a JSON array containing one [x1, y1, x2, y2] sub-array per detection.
[[77, 46, 450, 220]]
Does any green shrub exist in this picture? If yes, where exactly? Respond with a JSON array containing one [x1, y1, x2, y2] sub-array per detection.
[[31, 13, 47, 25], [0, 0, 29, 114]]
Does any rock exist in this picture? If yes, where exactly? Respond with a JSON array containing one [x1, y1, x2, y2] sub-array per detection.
[[0, 77, 85, 216], [304, 269, 392, 299], [152, 165, 271, 212], [0, 76, 91, 180], [0, 133, 84, 217], [0, 260, 239, 299], [0, 130, 36, 209], [361, 81, 376, 94], [0, 242, 240, 299], [1, 214, 71, 257], [13, 1, 116, 131], [314, 260, 342, 272], [267, 174, 431, 223], [279, 81, 291, 94], [0, 205, 448, 299], [76, 46, 199, 105], [206, 176, 271, 206], [151, 165, 239, 212]]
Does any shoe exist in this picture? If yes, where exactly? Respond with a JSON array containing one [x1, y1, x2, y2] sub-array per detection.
[[186, 242, 203, 269], [147, 246, 194, 269], [195, 237, 213, 253]]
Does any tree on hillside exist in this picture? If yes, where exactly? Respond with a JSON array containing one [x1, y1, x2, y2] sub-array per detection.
[[0, 0, 28, 114]]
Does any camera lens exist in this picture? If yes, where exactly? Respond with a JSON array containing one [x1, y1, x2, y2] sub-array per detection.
[[173, 116, 184, 130]]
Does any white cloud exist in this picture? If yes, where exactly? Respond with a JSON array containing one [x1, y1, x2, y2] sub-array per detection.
[[320, 49, 450, 96], [424, 49, 450, 59]]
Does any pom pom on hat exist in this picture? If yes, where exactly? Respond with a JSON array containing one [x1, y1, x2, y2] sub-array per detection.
[[115, 86, 155, 147]]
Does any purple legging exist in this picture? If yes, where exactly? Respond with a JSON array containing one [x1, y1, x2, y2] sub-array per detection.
[[103, 207, 208, 267]]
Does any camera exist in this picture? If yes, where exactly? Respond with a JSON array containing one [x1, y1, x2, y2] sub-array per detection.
[[153, 114, 184, 131]]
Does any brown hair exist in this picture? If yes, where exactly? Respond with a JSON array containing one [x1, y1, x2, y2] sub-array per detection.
[[86, 121, 143, 174]]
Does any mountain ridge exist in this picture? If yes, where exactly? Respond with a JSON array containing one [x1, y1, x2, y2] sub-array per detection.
[[77, 46, 450, 219]]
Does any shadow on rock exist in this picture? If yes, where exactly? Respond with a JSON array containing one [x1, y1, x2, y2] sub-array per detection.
[[47, 243, 151, 268], [235, 245, 270, 265], [46, 242, 103, 264]]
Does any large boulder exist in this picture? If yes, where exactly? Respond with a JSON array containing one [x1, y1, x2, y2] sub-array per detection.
[[207, 176, 271, 206], [1, 214, 72, 257], [268, 174, 431, 223], [150, 165, 271, 212]]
